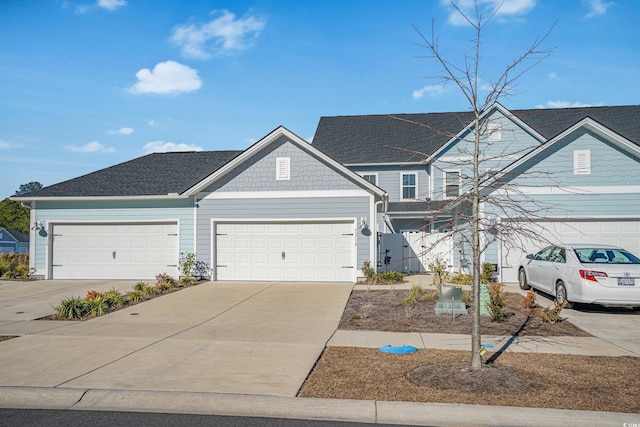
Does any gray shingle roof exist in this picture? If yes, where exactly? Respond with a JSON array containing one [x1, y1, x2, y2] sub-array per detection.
[[312, 105, 640, 164], [22, 151, 242, 198]]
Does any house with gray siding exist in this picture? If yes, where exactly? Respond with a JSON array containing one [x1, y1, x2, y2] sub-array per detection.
[[12, 104, 640, 284], [13, 127, 386, 282]]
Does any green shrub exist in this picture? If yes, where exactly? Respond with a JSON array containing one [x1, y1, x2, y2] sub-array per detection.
[[449, 274, 473, 285], [14, 263, 29, 277], [486, 283, 506, 322], [461, 289, 472, 304], [360, 262, 405, 284], [133, 281, 155, 296], [428, 256, 450, 290], [155, 273, 176, 293], [362, 261, 376, 282], [127, 290, 148, 303], [179, 276, 196, 287], [481, 263, 496, 284], [0, 258, 11, 276], [54, 297, 86, 320], [103, 288, 126, 309], [178, 252, 197, 277], [85, 297, 107, 317]]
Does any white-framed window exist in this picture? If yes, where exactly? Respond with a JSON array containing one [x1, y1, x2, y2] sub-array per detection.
[[401, 173, 417, 199], [444, 170, 460, 198], [276, 157, 290, 180], [361, 173, 377, 186], [488, 123, 502, 141], [574, 150, 591, 175]]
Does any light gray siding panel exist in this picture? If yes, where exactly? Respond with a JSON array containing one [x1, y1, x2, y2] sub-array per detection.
[[33, 199, 194, 272], [433, 110, 542, 200], [196, 196, 373, 272], [205, 137, 360, 193], [487, 193, 640, 217], [509, 129, 640, 187], [350, 166, 429, 202]]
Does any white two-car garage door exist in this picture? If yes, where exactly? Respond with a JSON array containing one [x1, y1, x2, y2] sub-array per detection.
[[501, 219, 640, 283], [215, 221, 355, 282], [51, 222, 179, 279]]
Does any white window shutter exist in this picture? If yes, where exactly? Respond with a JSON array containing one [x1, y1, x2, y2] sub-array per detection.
[[574, 150, 591, 175], [276, 157, 290, 180]]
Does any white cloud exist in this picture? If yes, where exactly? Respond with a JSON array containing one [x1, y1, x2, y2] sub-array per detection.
[[583, 0, 613, 18], [143, 141, 203, 154], [535, 100, 603, 109], [129, 60, 202, 95], [148, 120, 155, 126], [97, 0, 126, 11], [413, 84, 446, 100], [171, 9, 266, 59], [548, 72, 558, 80], [107, 127, 134, 135], [0, 139, 22, 149], [64, 141, 116, 153], [442, 0, 536, 26]]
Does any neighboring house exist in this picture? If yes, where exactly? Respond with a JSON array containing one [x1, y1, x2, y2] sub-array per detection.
[[12, 127, 386, 282], [312, 103, 640, 282], [12, 105, 640, 283], [0, 228, 29, 254]]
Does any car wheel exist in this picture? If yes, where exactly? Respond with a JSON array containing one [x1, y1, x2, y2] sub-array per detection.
[[518, 269, 530, 290], [555, 282, 573, 309]]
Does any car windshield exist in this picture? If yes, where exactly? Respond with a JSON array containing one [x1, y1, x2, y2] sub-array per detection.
[[573, 248, 640, 264]]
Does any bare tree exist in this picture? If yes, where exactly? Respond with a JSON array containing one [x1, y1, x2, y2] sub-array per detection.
[[414, 1, 555, 371]]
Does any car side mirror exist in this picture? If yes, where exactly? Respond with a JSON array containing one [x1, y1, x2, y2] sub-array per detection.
[[526, 254, 534, 260]]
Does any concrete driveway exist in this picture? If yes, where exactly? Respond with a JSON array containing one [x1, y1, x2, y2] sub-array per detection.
[[0, 281, 353, 397]]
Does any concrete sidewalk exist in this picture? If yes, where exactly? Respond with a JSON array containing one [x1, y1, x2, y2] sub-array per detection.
[[1, 279, 639, 426]]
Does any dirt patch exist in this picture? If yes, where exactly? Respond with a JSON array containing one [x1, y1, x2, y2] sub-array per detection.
[[0, 336, 18, 342], [340, 289, 589, 337], [299, 347, 640, 413]]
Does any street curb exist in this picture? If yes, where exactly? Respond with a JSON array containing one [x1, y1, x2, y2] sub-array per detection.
[[0, 387, 637, 426]]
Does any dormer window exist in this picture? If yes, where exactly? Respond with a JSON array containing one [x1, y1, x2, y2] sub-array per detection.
[[276, 157, 290, 180]]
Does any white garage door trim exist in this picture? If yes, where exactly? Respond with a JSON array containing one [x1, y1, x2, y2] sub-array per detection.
[[499, 217, 640, 283], [211, 218, 357, 282], [48, 220, 180, 280]]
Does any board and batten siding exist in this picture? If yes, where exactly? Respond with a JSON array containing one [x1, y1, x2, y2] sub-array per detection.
[[195, 195, 373, 275], [32, 199, 195, 274]]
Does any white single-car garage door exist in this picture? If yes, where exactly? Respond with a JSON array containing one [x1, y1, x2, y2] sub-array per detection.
[[215, 221, 355, 282], [51, 222, 179, 279], [501, 219, 640, 283]]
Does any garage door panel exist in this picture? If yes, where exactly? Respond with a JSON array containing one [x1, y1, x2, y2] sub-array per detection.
[[51, 222, 178, 280], [215, 221, 355, 282]]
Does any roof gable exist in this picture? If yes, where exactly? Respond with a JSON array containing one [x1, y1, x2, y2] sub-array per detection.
[[0, 228, 29, 243]]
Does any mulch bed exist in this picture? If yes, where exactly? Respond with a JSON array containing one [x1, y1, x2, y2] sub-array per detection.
[[339, 289, 590, 337], [299, 347, 640, 413]]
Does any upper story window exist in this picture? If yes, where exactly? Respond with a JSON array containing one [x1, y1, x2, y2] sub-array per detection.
[[361, 174, 377, 186], [276, 157, 290, 180], [488, 123, 502, 141], [401, 173, 416, 199], [574, 150, 590, 175], [444, 171, 460, 198]]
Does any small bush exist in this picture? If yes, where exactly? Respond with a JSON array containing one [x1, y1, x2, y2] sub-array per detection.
[[54, 297, 86, 320], [179, 276, 196, 287], [127, 290, 148, 303], [541, 300, 568, 324], [85, 297, 107, 317], [401, 285, 422, 319], [420, 290, 439, 303], [361, 262, 405, 284], [362, 261, 376, 282], [134, 281, 155, 296], [449, 274, 472, 285], [15, 263, 30, 278], [155, 273, 176, 293], [86, 290, 103, 300], [428, 256, 450, 290], [522, 288, 537, 308], [0, 258, 11, 276], [481, 263, 496, 284], [487, 283, 506, 322], [103, 288, 126, 309], [461, 289, 472, 304]]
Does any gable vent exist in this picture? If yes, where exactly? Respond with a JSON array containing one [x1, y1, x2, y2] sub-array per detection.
[[276, 157, 290, 180], [574, 150, 591, 175]]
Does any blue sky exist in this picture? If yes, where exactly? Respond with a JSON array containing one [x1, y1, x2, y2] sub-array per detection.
[[1, 0, 638, 198]]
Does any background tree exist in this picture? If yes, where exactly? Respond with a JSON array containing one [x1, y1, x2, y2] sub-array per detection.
[[0, 181, 43, 234], [414, 1, 554, 370]]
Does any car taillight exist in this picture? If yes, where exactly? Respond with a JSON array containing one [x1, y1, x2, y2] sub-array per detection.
[[579, 270, 608, 282]]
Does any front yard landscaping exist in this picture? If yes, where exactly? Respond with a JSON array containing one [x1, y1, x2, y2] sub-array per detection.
[[299, 285, 640, 414]]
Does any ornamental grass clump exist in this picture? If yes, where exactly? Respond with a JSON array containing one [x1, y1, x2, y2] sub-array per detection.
[[401, 285, 423, 319], [103, 288, 126, 309], [53, 296, 86, 320], [155, 273, 176, 293], [84, 296, 107, 317]]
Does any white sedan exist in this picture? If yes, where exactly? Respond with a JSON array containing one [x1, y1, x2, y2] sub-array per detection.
[[518, 244, 640, 308]]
